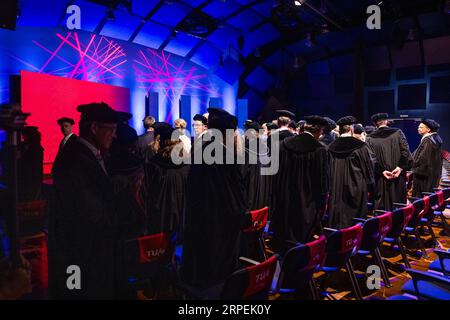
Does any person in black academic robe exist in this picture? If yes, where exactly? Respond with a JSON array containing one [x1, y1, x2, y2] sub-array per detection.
[[327, 117, 375, 229], [270, 116, 329, 252], [267, 110, 296, 155], [52, 117, 78, 177], [319, 117, 337, 146], [242, 122, 270, 211], [107, 123, 147, 240], [366, 113, 411, 211], [181, 108, 247, 289], [49, 102, 122, 299], [411, 119, 443, 197], [136, 116, 156, 163], [239, 123, 271, 261], [142, 122, 190, 237], [18, 126, 44, 202]]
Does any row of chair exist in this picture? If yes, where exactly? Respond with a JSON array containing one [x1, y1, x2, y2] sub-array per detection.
[[12, 187, 450, 300]]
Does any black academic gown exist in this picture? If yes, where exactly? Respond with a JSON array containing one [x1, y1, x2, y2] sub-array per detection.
[[18, 142, 44, 201], [327, 137, 375, 229], [412, 133, 443, 197], [240, 137, 271, 260], [143, 153, 190, 237], [243, 137, 270, 211], [181, 139, 247, 289], [366, 127, 411, 211], [271, 133, 329, 249], [136, 131, 154, 163], [267, 129, 294, 156], [107, 150, 147, 240], [49, 139, 120, 299], [319, 132, 337, 146]]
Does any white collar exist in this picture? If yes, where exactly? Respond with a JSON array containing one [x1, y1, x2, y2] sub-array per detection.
[[340, 133, 352, 138], [278, 127, 289, 132], [421, 132, 435, 141], [304, 131, 314, 138], [63, 132, 73, 142]]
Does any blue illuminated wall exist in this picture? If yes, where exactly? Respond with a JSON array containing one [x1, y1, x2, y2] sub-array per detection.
[[0, 26, 238, 133]]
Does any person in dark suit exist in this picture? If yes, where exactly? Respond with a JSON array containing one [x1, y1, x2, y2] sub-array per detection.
[[52, 117, 77, 176], [49, 102, 123, 299], [57, 117, 77, 148], [136, 116, 155, 162]]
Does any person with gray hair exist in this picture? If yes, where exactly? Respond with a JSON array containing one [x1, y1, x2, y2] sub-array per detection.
[[411, 119, 443, 197], [136, 116, 156, 162]]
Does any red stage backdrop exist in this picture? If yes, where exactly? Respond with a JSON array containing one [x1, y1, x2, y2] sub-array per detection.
[[20, 70, 130, 174]]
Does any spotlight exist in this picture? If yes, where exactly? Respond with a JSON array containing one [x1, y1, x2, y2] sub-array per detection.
[[294, 0, 305, 6]]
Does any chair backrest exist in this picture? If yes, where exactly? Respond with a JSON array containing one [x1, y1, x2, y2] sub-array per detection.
[[243, 207, 269, 233], [423, 193, 439, 219], [408, 198, 425, 228], [20, 232, 48, 291], [435, 188, 450, 210], [443, 188, 450, 202], [136, 232, 174, 264], [221, 254, 279, 300], [436, 190, 445, 208], [360, 212, 392, 251], [387, 205, 414, 238], [278, 235, 327, 292], [324, 224, 363, 268]]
